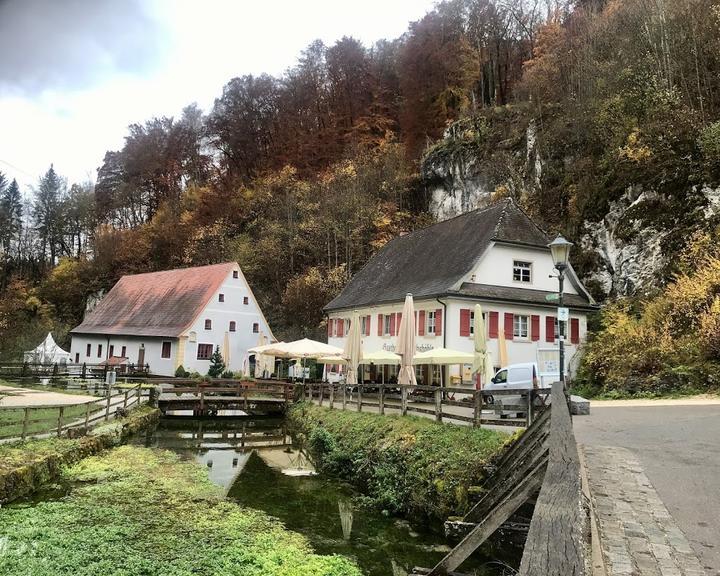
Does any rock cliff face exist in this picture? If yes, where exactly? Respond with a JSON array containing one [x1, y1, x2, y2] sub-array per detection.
[[421, 116, 719, 299]]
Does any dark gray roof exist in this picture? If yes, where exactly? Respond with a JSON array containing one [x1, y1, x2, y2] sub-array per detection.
[[325, 199, 559, 311], [452, 283, 595, 311]]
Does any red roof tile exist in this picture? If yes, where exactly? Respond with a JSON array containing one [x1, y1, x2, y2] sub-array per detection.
[[71, 263, 236, 337]]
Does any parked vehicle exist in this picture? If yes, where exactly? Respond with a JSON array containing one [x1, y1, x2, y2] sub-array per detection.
[[483, 363, 544, 416]]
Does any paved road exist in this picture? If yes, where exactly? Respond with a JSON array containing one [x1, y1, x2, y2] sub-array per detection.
[[574, 405, 720, 575]]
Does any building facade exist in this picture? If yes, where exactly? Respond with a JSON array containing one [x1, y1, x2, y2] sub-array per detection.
[[324, 199, 596, 384], [70, 263, 274, 376]]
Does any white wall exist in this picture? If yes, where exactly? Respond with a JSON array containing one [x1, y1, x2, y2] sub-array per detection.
[[71, 265, 274, 377], [466, 243, 580, 294], [328, 297, 587, 383]]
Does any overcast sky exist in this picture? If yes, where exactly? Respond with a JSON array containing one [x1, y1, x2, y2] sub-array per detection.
[[0, 0, 436, 190]]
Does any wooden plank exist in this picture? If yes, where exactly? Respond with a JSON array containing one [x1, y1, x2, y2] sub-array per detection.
[[423, 460, 547, 575], [434, 388, 442, 423], [517, 382, 588, 576]]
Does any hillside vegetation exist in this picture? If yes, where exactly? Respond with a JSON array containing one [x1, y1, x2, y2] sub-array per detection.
[[2, 0, 720, 392]]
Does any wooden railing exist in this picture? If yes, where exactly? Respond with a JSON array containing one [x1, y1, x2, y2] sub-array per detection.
[[0, 362, 150, 379], [302, 382, 550, 428], [409, 382, 588, 576], [157, 381, 296, 414], [0, 384, 146, 442]]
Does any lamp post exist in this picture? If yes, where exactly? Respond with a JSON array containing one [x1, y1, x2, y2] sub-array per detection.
[[549, 234, 573, 388]]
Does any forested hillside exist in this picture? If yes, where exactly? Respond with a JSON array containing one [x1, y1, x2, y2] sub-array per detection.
[[2, 0, 720, 392]]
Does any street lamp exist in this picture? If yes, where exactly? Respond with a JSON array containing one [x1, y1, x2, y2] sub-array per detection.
[[549, 234, 573, 388]]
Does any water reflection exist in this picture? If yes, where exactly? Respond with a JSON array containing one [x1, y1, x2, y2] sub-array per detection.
[[139, 417, 522, 576]]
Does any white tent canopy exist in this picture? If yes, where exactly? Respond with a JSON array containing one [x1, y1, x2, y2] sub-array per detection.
[[23, 333, 71, 364], [360, 350, 401, 365], [266, 338, 344, 359], [413, 347, 474, 365]]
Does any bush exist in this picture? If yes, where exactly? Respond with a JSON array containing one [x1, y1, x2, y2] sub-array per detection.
[[175, 365, 190, 378], [289, 404, 508, 523], [221, 370, 235, 379]]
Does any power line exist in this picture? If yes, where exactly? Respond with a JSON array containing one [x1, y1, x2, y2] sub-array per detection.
[[0, 157, 35, 178]]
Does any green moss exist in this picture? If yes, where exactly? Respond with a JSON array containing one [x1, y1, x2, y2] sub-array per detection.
[[288, 404, 509, 523], [0, 446, 360, 576]]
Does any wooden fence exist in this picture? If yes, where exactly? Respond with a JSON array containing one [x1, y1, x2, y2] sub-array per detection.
[[0, 384, 146, 442], [412, 382, 588, 576], [302, 382, 550, 428], [0, 362, 150, 379]]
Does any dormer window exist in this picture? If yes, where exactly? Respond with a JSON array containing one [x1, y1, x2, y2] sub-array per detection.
[[513, 261, 532, 283]]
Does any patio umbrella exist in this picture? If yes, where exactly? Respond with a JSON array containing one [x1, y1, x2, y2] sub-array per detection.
[[471, 304, 488, 388], [413, 347, 474, 386], [397, 294, 417, 386], [317, 356, 348, 365], [266, 338, 344, 384], [498, 325, 509, 367], [360, 350, 401, 365], [484, 350, 496, 384], [343, 311, 363, 385]]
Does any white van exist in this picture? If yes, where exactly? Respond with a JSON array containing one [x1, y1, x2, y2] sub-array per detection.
[[484, 363, 540, 416]]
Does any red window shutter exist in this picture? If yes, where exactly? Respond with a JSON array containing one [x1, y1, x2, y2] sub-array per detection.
[[397, 312, 402, 332], [378, 314, 383, 336], [570, 318, 580, 344], [488, 312, 499, 338], [435, 308, 442, 336], [418, 310, 426, 336], [460, 309, 471, 337], [546, 316, 556, 343], [338, 319, 344, 338], [504, 313, 514, 341], [390, 313, 397, 336], [531, 315, 540, 341], [328, 318, 333, 338], [366, 315, 371, 336]]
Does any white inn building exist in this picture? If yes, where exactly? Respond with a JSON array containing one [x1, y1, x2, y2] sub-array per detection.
[[324, 199, 596, 384], [70, 262, 274, 376]]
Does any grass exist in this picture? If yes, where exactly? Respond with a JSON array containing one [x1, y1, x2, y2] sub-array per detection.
[[570, 383, 720, 400], [0, 446, 361, 576], [289, 403, 511, 523], [0, 404, 92, 439]]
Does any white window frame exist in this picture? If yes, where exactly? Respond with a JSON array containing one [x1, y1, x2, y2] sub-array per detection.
[[383, 314, 392, 336], [427, 311, 436, 335], [469, 311, 487, 336], [513, 314, 529, 339], [513, 260, 532, 283], [361, 316, 368, 336]]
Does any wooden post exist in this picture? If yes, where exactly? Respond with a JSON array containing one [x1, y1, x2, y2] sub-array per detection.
[[105, 394, 111, 421], [57, 406, 64, 437], [84, 402, 90, 429], [243, 387, 249, 411], [473, 390, 483, 428], [401, 386, 408, 416], [123, 390, 129, 410], [357, 385, 363, 412], [329, 383, 335, 409], [379, 384, 385, 415], [81, 362, 87, 379], [199, 388, 205, 414], [434, 388, 442, 422], [21, 407, 29, 440], [342, 385, 347, 410], [137, 383, 141, 405], [319, 383, 324, 406], [526, 390, 534, 427]]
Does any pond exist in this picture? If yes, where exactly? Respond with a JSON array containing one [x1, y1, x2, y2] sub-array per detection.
[[135, 416, 524, 576]]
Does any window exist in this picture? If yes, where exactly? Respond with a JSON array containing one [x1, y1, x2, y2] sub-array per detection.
[[361, 316, 368, 335], [75, 352, 80, 363], [197, 344, 213, 360], [427, 311, 436, 334], [97, 344, 103, 358], [233, 270, 239, 279], [513, 260, 532, 283], [469, 311, 487, 336], [513, 315, 529, 339], [86, 343, 91, 357], [161, 341, 171, 359], [383, 314, 392, 336], [243, 296, 249, 305], [121, 345, 127, 358], [204, 319, 212, 330], [493, 369, 507, 384], [218, 293, 225, 302], [252, 322, 259, 333], [229, 321, 236, 332], [109, 345, 114, 357]]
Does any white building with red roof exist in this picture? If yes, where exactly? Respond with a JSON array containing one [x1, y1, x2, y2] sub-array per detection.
[[70, 262, 274, 376]]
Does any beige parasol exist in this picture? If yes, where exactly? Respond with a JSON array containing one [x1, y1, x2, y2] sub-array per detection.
[[498, 325, 509, 367], [343, 311, 363, 385], [397, 293, 417, 385]]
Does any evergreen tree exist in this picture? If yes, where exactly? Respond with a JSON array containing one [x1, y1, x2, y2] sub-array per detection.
[[33, 165, 66, 264], [207, 346, 226, 378]]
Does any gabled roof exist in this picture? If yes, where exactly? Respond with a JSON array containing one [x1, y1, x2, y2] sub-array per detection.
[[325, 199, 591, 311], [71, 262, 237, 337], [453, 283, 595, 311]]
